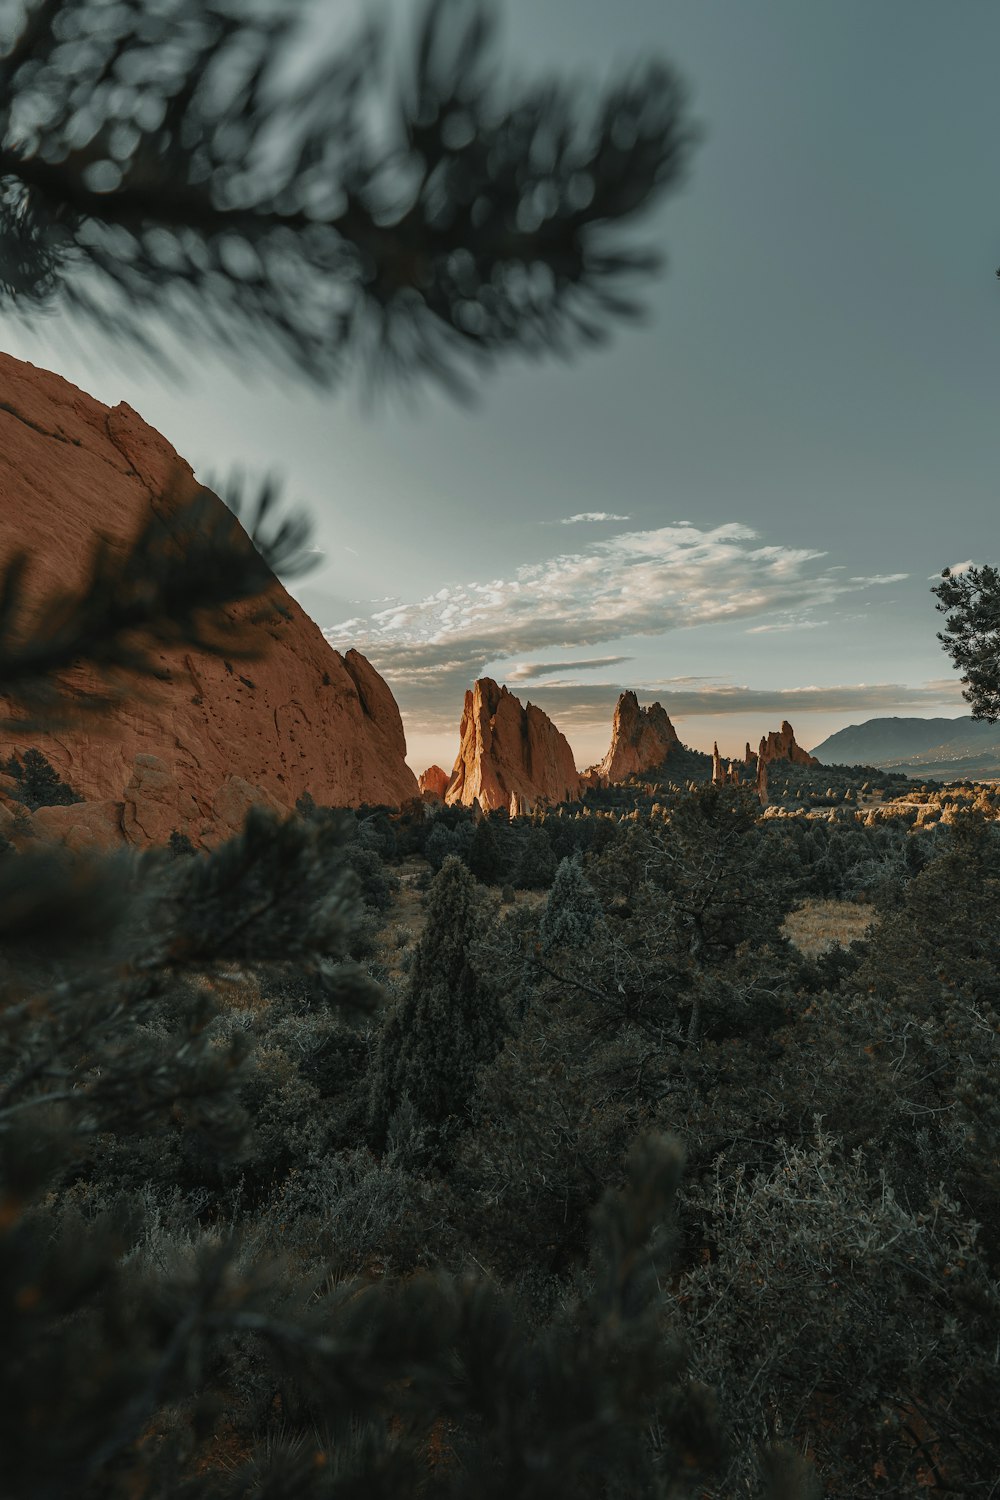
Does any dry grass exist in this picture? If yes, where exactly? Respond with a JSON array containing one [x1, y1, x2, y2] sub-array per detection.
[[370, 857, 432, 984], [782, 898, 876, 958]]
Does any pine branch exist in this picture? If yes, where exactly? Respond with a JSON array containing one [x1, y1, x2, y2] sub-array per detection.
[[0, 0, 695, 396]]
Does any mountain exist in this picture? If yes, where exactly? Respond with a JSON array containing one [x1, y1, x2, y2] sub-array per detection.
[[445, 678, 583, 813], [0, 352, 419, 847], [811, 716, 1000, 778], [592, 692, 680, 781]]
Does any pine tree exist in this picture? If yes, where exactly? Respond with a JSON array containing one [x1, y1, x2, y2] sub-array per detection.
[[468, 813, 504, 886], [3, 747, 83, 810], [368, 855, 505, 1161], [933, 563, 1000, 720], [540, 853, 605, 954]]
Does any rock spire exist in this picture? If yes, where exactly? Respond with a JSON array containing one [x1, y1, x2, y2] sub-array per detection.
[[445, 678, 582, 813], [745, 720, 818, 770], [594, 691, 680, 782]]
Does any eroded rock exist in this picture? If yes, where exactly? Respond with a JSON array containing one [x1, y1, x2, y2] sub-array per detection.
[[445, 678, 582, 813], [0, 352, 418, 845], [594, 692, 680, 783]]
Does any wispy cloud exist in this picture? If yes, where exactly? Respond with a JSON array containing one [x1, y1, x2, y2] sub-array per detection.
[[326, 521, 907, 699], [505, 655, 634, 683], [548, 511, 631, 525]]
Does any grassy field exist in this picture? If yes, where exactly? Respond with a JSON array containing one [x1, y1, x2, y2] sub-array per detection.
[[782, 898, 876, 957]]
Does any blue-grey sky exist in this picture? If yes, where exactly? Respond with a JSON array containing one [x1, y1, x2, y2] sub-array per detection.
[[4, 0, 997, 773]]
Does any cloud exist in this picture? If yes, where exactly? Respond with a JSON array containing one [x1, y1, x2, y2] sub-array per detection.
[[505, 655, 634, 683], [548, 511, 632, 525], [326, 521, 907, 697]]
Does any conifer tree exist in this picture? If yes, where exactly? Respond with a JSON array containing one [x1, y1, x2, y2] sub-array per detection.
[[368, 855, 505, 1160], [468, 812, 504, 885], [933, 563, 1000, 720], [540, 852, 605, 954], [3, 747, 83, 810]]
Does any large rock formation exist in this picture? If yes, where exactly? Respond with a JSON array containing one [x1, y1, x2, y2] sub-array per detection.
[[594, 692, 680, 782], [745, 720, 818, 771], [418, 765, 450, 801], [0, 352, 418, 844], [445, 678, 582, 813]]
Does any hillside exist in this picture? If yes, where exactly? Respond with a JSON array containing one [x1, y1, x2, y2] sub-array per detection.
[[812, 715, 1000, 778]]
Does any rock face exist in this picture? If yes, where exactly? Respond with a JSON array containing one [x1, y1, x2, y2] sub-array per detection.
[[418, 765, 450, 801], [0, 352, 418, 844], [595, 692, 680, 782], [445, 678, 582, 813], [745, 720, 818, 770]]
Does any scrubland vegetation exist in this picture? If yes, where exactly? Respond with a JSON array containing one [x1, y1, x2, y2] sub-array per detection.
[[3, 750, 999, 1498]]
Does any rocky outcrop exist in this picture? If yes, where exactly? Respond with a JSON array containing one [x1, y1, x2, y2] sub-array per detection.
[[713, 744, 745, 788], [445, 678, 582, 813], [745, 720, 818, 771], [756, 755, 769, 806], [30, 799, 126, 853], [595, 692, 679, 782], [0, 352, 418, 845], [419, 765, 450, 801]]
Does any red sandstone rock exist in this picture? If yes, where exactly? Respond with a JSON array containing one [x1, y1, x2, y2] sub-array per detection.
[[418, 765, 450, 801], [31, 799, 126, 853], [744, 720, 817, 770], [594, 692, 680, 782], [445, 678, 582, 813], [0, 352, 418, 844]]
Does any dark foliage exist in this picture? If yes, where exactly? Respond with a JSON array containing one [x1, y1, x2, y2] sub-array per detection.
[[367, 855, 505, 1164], [2, 745, 82, 808], [934, 562, 1000, 721], [1, 0, 694, 396]]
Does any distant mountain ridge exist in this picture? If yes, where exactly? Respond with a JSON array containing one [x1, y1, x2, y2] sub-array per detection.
[[812, 716, 1000, 778]]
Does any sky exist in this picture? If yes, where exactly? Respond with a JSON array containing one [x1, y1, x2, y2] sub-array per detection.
[[3, 0, 997, 774]]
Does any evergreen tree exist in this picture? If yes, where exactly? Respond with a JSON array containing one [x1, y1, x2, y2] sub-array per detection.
[[540, 853, 605, 954], [468, 812, 504, 886], [3, 747, 83, 810], [933, 562, 1000, 720], [368, 855, 505, 1160]]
